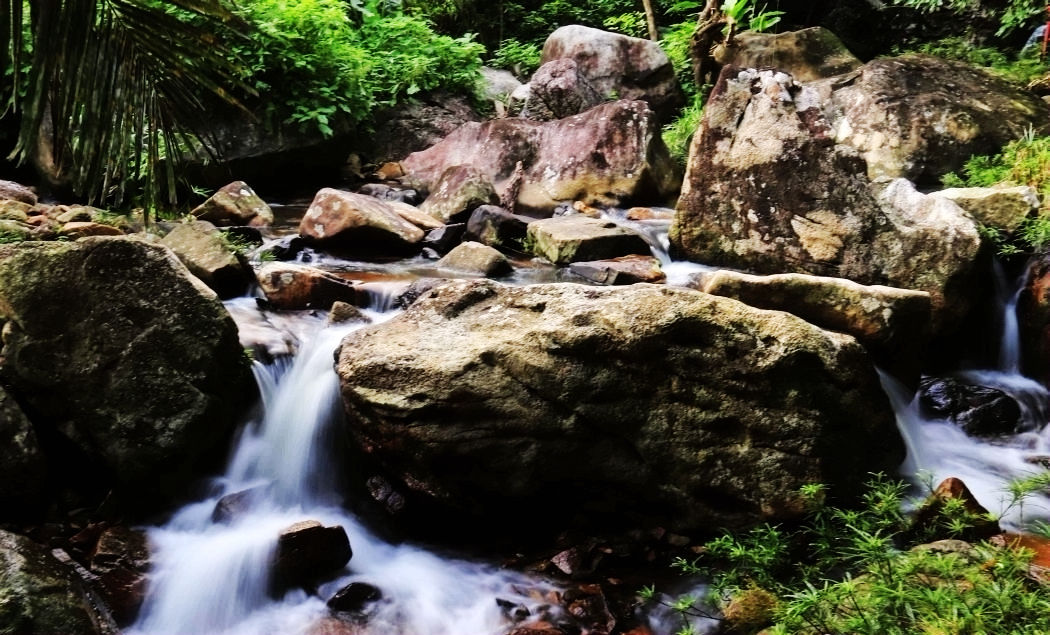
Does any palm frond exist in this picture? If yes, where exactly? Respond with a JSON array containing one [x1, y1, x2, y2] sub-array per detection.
[[1, 0, 254, 215]]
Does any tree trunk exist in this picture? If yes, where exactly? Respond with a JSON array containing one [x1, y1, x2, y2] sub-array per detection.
[[689, 0, 725, 88], [642, 0, 659, 41]]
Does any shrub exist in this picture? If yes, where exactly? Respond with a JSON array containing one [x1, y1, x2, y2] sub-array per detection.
[[662, 91, 707, 167], [645, 474, 1050, 635]]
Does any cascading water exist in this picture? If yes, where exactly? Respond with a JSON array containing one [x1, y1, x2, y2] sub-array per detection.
[[886, 260, 1050, 527], [129, 301, 559, 635]]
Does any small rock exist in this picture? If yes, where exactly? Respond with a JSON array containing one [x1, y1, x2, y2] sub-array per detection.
[[722, 587, 778, 634], [357, 183, 420, 205], [327, 581, 382, 613], [624, 207, 673, 221], [160, 220, 252, 299], [374, 162, 405, 180], [932, 185, 1039, 234], [272, 520, 352, 592], [265, 235, 307, 261], [466, 205, 531, 250], [435, 241, 512, 277], [55, 206, 95, 224], [328, 301, 371, 325], [192, 181, 274, 227], [569, 255, 665, 285], [551, 548, 583, 576], [62, 221, 124, 239], [526, 217, 650, 264], [257, 263, 359, 310], [386, 199, 444, 230], [211, 485, 272, 524], [423, 223, 466, 255], [908, 477, 1000, 542], [0, 199, 31, 221]]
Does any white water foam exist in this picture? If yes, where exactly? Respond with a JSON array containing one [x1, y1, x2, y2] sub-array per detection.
[[130, 304, 558, 635]]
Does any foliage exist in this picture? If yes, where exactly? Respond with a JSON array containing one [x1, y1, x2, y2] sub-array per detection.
[[889, 0, 1043, 36], [487, 38, 542, 79], [896, 36, 1047, 86], [645, 474, 1050, 635], [660, 19, 699, 100], [662, 91, 707, 166], [231, 0, 484, 138], [942, 131, 1050, 254], [0, 0, 252, 215]]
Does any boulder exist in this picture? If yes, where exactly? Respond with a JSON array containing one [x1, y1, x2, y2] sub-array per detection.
[[919, 377, 1024, 438], [713, 27, 862, 82], [191, 181, 274, 227], [465, 205, 532, 250], [569, 255, 666, 285], [670, 68, 985, 329], [160, 220, 253, 299], [418, 166, 499, 223], [89, 526, 150, 625], [527, 217, 651, 264], [0, 219, 32, 241], [932, 185, 1040, 235], [0, 180, 36, 205], [336, 280, 902, 535], [0, 237, 255, 505], [0, 385, 47, 517], [328, 301, 370, 325], [299, 189, 424, 252], [272, 520, 352, 591], [401, 100, 679, 215], [257, 262, 359, 310], [539, 25, 683, 121], [435, 241, 512, 277], [369, 91, 481, 165], [0, 529, 118, 635], [817, 54, 1050, 184], [692, 270, 930, 383], [520, 58, 604, 121]]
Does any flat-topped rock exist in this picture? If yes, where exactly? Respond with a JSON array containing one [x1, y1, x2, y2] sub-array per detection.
[[569, 255, 665, 285], [527, 216, 651, 264]]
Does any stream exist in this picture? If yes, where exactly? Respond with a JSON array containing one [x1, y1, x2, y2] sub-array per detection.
[[128, 208, 1050, 635]]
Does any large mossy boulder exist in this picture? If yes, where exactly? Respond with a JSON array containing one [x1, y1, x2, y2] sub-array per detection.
[[0, 237, 255, 507], [818, 54, 1049, 184], [337, 280, 902, 537], [0, 529, 118, 635], [713, 27, 863, 82], [670, 68, 985, 330], [400, 100, 679, 215]]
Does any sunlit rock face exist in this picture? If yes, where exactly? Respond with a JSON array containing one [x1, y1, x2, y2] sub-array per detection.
[[337, 279, 902, 538]]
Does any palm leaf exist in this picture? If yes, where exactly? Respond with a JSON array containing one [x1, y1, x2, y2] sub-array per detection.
[[1, 0, 254, 217]]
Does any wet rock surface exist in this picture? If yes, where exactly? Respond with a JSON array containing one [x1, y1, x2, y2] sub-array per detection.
[[919, 377, 1024, 437], [272, 520, 352, 592], [257, 262, 360, 310], [337, 280, 902, 538]]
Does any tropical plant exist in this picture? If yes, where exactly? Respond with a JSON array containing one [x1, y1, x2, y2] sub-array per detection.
[[644, 473, 1050, 635], [890, 0, 1043, 36], [0, 0, 252, 216]]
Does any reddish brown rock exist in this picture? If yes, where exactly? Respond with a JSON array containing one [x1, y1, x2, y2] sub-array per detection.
[[909, 477, 1000, 542], [539, 25, 683, 121], [257, 262, 359, 310], [299, 189, 424, 251], [61, 221, 124, 238], [401, 100, 678, 215], [569, 255, 665, 285], [90, 526, 150, 625], [272, 520, 352, 591]]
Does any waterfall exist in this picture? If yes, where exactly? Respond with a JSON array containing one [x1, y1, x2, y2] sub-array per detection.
[[886, 259, 1050, 528], [129, 303, 556, 635]]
